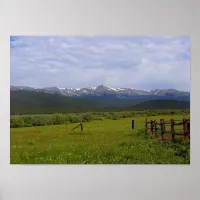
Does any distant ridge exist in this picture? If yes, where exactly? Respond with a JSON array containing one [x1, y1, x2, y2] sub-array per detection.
[[10, 84, 190, 101], [10, 90, 190, 114], [131, 99, 190, 110]]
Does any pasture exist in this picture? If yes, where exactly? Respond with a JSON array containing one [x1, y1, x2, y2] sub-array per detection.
[[10, 113, 190, 164]]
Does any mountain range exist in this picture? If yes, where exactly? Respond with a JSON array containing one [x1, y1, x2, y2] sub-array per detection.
[[10, 85, 190, 114], [10, 85, 190, 101]]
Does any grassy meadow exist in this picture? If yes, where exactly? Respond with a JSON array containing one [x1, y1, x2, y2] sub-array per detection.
[[10, 112, 190, 164]]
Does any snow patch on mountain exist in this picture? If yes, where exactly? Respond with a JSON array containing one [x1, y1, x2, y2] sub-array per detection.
[[10, 84, 190, 100]]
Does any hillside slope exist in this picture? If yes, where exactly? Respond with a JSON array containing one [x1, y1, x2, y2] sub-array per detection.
[[10, 90, 190, 114], [131, 100, 190, 110], [10, 90, 143, 114]]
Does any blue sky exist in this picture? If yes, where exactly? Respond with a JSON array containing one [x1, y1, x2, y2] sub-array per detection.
[[10, 36, 190, 91]]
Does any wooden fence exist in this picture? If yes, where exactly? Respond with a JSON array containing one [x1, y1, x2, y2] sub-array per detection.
[[70, 121, 83, 131], [145, 118, 190, 140]]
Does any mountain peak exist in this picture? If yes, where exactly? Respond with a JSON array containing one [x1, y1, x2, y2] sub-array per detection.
[[10, 85, 190, 101], [95, 84, 111, 92], [97, 84, 107, 88]]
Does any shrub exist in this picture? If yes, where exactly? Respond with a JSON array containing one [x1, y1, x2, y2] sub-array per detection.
[[146, 110, 158, 116], [92, 112, 100, 116], [129, 112, 136, 117], [51, 114, 65, 125], [159, 110, 170, 115], [120, 112, 129, 118], [112, 113, 120, 120], [63, 115, 69, 123], [10, 116, 25, 128], [24, 123, 32, 127], [104, 114, 112, 119], [82, 113, 93, 122], [31, 115, 52, 126], [68, 115, 82, 123], [93, 116, 103, 120], [103, 112, 108, 116], [21, 115, 33, 127]]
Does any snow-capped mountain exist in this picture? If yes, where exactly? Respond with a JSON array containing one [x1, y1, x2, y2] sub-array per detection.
[[10, 84, 190, 100]]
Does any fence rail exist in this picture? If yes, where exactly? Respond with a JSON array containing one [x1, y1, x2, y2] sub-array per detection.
[[70, 122, 83, 131], [145, 118, 190, 141]]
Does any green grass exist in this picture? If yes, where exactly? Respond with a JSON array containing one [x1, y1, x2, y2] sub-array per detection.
[[10, 114, 190, 164]]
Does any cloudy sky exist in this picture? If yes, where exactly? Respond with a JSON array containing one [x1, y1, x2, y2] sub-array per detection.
[[10, 36, 190, 91]]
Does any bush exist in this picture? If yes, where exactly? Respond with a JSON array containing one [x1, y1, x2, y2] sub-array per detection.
[[159, 110, 170, 115], [129, 112, 136, 117], [68, 115, 82, 123], [82, 113, 93, 122], [24, 123, 32, 127], [120, 112, 129, 118], [51, 114, 65, 125], [93, 116, 103, 120], [63, 115, 69, 123], [10, 116, 25, 128], [104, 114, 112, 119], [112, 113, 120, 120], [103, 112, 108, 116], [31, 115, 52, 126], [92, 112, 100, 116], [21, 115, 33, 127], [146, 110, 158, 116]]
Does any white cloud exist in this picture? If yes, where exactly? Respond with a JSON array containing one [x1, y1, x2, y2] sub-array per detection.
[[10, 36, 190, 91]]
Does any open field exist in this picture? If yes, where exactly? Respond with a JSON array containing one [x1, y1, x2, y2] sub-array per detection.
[[10, 114, 190, 164]]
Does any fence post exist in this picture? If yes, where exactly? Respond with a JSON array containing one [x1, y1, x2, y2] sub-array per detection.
[[171, 119, 175, 141], [150, 120, 154, 136], [152, 120, 156, 136], [160, 119, 164, 140], [187, 120, 190, 139], [132, 120, 134, 129], [80, 121, 83, 131], [155, 120, 157, 137], [145, 118, 148, 134]]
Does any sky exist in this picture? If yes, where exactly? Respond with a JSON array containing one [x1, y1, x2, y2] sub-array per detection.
[[10, 36, 190, 91]]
